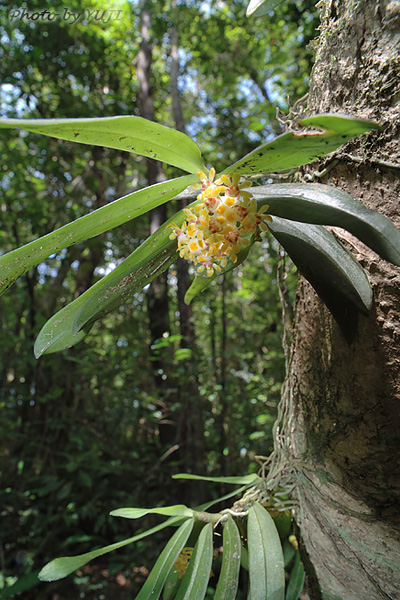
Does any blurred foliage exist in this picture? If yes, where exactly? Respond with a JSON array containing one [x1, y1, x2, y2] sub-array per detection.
[[0, 0, 312, 596]]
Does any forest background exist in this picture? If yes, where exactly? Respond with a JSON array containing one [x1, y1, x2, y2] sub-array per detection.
[[0, 0, 318, 597]]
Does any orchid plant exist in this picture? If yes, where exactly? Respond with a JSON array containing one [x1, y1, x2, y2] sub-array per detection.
[[1, 113, 399, 355], [1, 112, 400, 599]]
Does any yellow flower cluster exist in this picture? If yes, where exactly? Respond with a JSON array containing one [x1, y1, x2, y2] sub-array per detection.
[[174, 546, 214, 579], [174, 547, 193, 578], [169, 169, 272, 277]]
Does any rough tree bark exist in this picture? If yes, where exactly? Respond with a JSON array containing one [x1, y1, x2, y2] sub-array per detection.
[[278, 2, 400, 599]]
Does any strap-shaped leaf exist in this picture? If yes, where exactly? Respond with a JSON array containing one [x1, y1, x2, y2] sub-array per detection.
[[252, 183, 400, 266], [0, 116, 206, 174], [171, 475, 261, 515], [71, 244, 177, 335], [246, 0, 283, 17], [285, 551, 305, 600], [248, 502, 285, 600], [34, 246, 176, 356], [0, 175, 195, 297], [110, 505, 194, 520], [135, 519, 194, 600], [1, 571, 40, 599], [163, 565, 182, 600], [268, 217, 373, 343], [38, 515, 186, 582], [273, 510, 292, 539], [197, 484, 259, 513], [172, 473, 261, 486], [33, 205, 192, 356], [226, 115, 379, 175], [214, 515, 241, 600], [174, 522, 213, 600], [241, 546, 249, 572], [283, 540, 296, 568]]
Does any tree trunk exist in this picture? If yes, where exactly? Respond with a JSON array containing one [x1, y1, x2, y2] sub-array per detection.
[[169, 0, 194, 347], [168, 8, 206, 502], [278, 2, 400, 598], [137, 0, 171, 351]]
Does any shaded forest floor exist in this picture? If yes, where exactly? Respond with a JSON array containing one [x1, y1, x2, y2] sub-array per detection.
[[18, 562, 310, 600], [23, 561, 149, 600]]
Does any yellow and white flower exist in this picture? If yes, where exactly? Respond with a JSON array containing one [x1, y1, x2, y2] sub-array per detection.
[[169, 168, 272, 277]]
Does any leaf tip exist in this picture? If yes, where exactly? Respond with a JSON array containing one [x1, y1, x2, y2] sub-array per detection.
[[38, 560, 66, 582], [33, 341, 45, 359]]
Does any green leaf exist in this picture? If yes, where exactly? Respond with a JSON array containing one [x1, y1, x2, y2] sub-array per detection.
[[241, 545, 249, 572], [282, 540, 296, 569], [72, 248, 177, 335], [163, 566, 182, 600], [226, 115, 379, 175], [246, 0, 284, 17], [184, 239, 255, 305], [248, 502, 285, 600], [38, 515, 186, 582], [0, 116, 206, 174], [135, 519, 194, 600], [71, 244, 180, 337], [1, 571, 41, 599], [174, 522, 213, 600], [197, 484, 257, 513], [33, 204, 191, 356], [285, 551, 305, 600], [0, 175, 195, 298], [273, 510, 292, 539], [268, 217, 373, 343], [252, 182, 400, 266], [110, 505, 194, 520], [172, 473, 261, 486], [214, 515, 241, 600], [33, 246, 175, 356]]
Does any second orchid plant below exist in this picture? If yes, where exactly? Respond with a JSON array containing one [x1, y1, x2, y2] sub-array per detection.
[[37, 472, 303, 600]]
